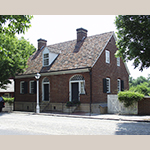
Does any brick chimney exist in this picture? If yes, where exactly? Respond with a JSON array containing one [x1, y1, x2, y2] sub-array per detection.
[[76, 28, 88, 42], [37, 38, 47, 50]]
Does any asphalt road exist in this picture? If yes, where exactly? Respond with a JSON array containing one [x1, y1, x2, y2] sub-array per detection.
[[0, 113, 150, 135]]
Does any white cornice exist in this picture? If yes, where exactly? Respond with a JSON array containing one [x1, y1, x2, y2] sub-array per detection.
[[15, 68, 90, 79]]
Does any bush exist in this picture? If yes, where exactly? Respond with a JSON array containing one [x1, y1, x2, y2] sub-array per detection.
[[66, 100, 80, 107], [118, 91, 144, 107], [2, 97, 14, 105], [129, 83, 150, 96]]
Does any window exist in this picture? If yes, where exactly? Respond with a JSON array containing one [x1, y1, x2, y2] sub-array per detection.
[[105, 50, 110, 64], [43, 53, 49, 66], [20, 81, 25, 94], [80, 81, 85, 94], [20, 81, 28, 94], [106, 78, 110, 93], [117, 79, 121, 92], [30, 81, 36, 94], [117, 57, 120, 66], [103, 78, 110, 93]]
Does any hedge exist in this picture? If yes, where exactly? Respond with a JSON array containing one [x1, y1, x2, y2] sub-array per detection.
[[118, 91, 144, 107], [2, 97, 14, 105]]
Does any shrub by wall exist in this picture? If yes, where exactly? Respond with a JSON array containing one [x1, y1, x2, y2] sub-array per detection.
[[3, 97, 14, 105], [118, 91, 144, 107]]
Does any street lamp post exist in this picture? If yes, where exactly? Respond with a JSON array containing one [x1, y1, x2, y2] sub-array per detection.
[[35, 73, 41, 113]]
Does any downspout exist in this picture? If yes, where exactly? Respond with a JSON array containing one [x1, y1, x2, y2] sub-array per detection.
[[89, 68, 92, 116], [13, 78, 15, 111]]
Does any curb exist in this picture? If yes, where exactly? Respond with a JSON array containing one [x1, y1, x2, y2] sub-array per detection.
[[6, 111, 150, 123]]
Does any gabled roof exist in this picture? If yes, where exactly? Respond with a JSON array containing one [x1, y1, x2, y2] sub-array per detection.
[[18, 31, 115, 75]]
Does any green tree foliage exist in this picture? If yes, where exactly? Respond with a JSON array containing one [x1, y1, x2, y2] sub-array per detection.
[[129, 75, 150, 96], [118, 91, 144, 107], [115, 15, 150, 71], [0, 15, 35, 88], [0, 15, 32, 36]]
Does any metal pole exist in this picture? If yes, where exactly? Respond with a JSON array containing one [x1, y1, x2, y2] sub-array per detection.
[[36, 79, 40, 113]]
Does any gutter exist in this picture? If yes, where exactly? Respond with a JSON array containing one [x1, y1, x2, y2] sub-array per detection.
[[15, 67, 90, 79]]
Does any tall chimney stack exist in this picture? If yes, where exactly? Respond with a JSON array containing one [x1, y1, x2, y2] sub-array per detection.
[[76, 28, 88, 42], [37, 38, 47, 50]]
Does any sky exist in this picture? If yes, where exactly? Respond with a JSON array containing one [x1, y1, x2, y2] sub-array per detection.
[[17, 15, 150, 79]]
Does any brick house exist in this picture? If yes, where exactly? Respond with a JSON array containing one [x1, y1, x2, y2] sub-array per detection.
[[14, 28, 129, 113]]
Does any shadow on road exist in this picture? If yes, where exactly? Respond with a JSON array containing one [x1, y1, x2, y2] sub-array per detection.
[[115, 121, 150, 135], [0, 112, 10, 116]]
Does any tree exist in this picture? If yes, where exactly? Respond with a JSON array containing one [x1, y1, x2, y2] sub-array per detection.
[[0, 35, 36, 89], [0, 15, 34, 88], [0, 15, 32, 35], [115, 15, 150, 71]]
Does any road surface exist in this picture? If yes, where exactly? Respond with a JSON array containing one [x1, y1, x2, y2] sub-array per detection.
[[0, 113, 150, 135]]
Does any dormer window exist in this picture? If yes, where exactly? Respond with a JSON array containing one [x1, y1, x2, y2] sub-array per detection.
[[44, 53, 49, 66], [42, 47, 59, 67]]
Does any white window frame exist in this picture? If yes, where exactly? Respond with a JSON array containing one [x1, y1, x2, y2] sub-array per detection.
[[43, 53, 49, 66], [105, 50, 110, 64], [42, 77, 50, 101], [117, 57, 120, 66], [80, 81, 85, 94], [69, 80, 85, 102], [106, 78, 110, 93], [20, 81, 25, 94], [29, 80, 35, 94], [117, 79, 121, 92]]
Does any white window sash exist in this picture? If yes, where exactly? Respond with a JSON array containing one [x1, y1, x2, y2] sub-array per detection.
[[20, 81, 25, 94], [117, 57, 120, 66], [43, 53, 49, 66], [29, 81, 34, 94], [106, 50, 110, 64], [118, 79, 121, 92]]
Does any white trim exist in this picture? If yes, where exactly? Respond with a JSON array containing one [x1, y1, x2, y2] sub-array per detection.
[[29, 80, 34, 94], [20, 81, 25, 94], [105, 50, 110, 64], [42, 77, 50, 101], [92, 32, 114, 67], [69, 75, 85, 102], [91, 32, 130, 75], [117, 79, 121, 92], [117, 57, 120, 66], [15, 68, 90, 79]]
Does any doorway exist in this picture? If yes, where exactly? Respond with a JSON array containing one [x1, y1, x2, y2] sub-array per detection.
[[42, 77, 50, 101], [71, 82, 79, 101]]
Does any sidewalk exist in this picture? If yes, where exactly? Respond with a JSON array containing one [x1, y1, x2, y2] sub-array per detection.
[[11, 111, 150, 122]]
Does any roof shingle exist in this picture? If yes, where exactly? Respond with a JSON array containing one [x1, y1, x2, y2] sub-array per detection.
[[20, 31, 114, 75]]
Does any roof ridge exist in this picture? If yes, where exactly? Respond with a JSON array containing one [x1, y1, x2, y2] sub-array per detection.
[[47, 31, 114, 47]]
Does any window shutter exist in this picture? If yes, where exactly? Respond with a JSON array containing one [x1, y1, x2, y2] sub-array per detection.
[[121, 80, 124, 91], [103, 78, 107, 93], [34, 81, 37, 94], [24, 82, 28, 94]]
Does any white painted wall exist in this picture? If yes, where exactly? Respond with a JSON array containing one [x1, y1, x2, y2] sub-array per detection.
[[107, 94, 138, 115]]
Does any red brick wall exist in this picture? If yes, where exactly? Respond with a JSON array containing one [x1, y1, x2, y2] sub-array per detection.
[[15, 72, 91, 103], [138, 97, 150, 115], [15, 36, 129, 106], [92, 36, 129, 103]]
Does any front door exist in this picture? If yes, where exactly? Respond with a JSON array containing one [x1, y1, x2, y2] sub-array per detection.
[[71, 82, 79, 101], [44, 84, 49, 101]]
